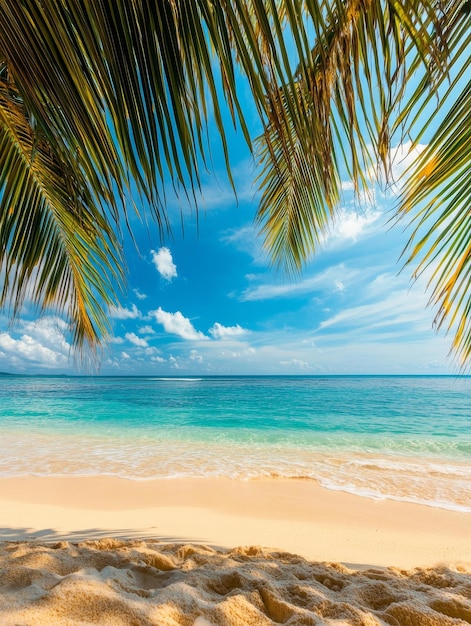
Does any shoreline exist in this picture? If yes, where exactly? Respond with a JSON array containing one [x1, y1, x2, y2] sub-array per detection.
[[1, 475, 469, 570]]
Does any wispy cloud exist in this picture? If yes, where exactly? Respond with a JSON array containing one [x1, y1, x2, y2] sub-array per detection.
[[240, 264, 361, 301], [324, 205, 382, 247], [221, 224, 269, 265], [389, 141, 427, 181], [318, 282, 433, 336], [279, 358, 310, 370], [133, 288, 147, 300]]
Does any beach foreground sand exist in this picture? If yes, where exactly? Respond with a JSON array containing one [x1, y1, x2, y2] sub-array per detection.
[[0, 477, 470, 625]]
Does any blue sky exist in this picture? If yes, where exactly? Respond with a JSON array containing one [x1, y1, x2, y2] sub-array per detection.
[[0, 136, 456, 375], [0, 58, 459, 376]]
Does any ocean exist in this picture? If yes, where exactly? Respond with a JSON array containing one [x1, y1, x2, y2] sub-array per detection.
[[1, 375, 470, 512]]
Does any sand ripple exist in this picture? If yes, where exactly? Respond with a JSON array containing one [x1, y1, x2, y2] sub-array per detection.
[[0, 539, 470, 625]]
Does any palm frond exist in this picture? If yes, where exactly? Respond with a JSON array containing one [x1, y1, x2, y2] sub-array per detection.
[[255, 0, 416, 271], [0, 0, 302, 351], [0, 80, 123, 354], [399, 76, 471, 364], [255, 0, 471, 364], [255, 80, 339, 275], [0, 0, 303, 220], [389, 1, 471, 364]]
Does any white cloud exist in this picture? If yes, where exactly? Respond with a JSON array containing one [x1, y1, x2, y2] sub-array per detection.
[[208, 322, 249, 339], [125, 332, 149, 348], [139, 325, 155, 335], [332, 206, 381, 240], [389, 141, 427, 180], [225, 202, 380, 266], [168, 355, 182, 369], [152, 247, 177, 281], [133, 288, 147, 300], [150, 307, 208, 341], [341, 180, 356, 192], [0, 332, 68, 367], [121, 351, 130, 359], [110, 336, 125, 344], [19, 317, 70, 350], [109, 304, 141, 319], [143, 347, 160, 356], [189, 349, 204, 363], [0, 316, 72, 370]]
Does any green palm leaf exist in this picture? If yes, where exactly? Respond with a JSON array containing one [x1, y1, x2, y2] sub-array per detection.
[[256, 0, 471, 363], [399, 78, 471, 364], [0, 75, 123, 353], [256, 0, 445, 268], [0, 0, 304, 352]]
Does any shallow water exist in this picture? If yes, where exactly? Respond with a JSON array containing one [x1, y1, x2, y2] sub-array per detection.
[[1, 375, 470, 511]]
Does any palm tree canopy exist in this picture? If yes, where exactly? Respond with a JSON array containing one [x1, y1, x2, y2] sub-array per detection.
[[0, 0, 294, 353], [255, 0, 471, 364], [0, 0, 470, 363]]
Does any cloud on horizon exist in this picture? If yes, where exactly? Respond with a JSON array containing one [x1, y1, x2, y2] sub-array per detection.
[[0, 316, 70, 370]]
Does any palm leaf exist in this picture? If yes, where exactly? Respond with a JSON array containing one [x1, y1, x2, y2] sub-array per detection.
[[0, 77, 123, 354], [0, 0, 298, 218], [399, 76, 471, 364], [0, 0, 296, 348], [255, 0, 415, 272], [0, 0, 310, 352], [255, 0, 471, 364]]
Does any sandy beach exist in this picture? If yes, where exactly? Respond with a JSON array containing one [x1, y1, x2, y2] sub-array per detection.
[[1, 476, 470, 624]]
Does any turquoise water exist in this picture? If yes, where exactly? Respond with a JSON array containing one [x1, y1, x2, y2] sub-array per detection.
[[1, 375, 470, 511]]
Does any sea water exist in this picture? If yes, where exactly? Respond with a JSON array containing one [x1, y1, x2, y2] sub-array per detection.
[[1, 375, 470, 512]]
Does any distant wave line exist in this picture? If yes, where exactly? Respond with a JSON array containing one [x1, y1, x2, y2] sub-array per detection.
[[147, 377, 203, 382]]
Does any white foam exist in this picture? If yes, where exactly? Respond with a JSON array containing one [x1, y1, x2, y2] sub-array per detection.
[[150, 377, 203, 382], [1, 431, 471, 513], [318, 477, 471, 513]]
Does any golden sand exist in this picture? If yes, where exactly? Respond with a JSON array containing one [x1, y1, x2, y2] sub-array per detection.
[[0, 477, 470, 625], [1, 540, 470, 625]]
